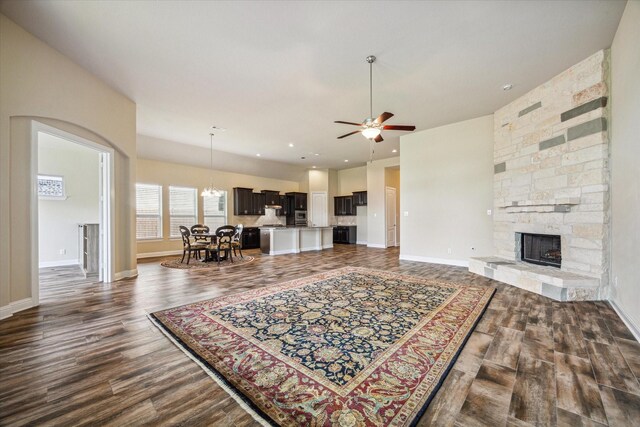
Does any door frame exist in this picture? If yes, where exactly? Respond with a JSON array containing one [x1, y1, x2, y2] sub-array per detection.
[[385, 186, 397, 248], [31, 120, 115, 304]]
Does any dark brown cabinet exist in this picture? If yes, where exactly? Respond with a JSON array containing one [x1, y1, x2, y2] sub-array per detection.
[[334, 196, 355, 216], [242, 227, 260, 248], [278, 195, 289, 216], [262, 190, 280, 206], [333, 226, 357, 244], [252, 192, 266, 215], [286, 192, 307, 210], [352, 191, 367, 206], [233, 187, 254, 215]]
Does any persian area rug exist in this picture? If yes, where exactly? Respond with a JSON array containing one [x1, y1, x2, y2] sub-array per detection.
[[160, 255, 254, 270], [149, 266, 494, 426]]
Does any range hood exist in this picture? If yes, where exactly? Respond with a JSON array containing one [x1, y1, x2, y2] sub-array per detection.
[[265, 204, 282, 209]]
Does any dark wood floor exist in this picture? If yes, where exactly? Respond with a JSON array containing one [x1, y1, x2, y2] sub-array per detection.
[[1, 245, 639, 426]]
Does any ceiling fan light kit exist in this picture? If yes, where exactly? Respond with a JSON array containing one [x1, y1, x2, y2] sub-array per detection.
[[335, 55, 416, 143]]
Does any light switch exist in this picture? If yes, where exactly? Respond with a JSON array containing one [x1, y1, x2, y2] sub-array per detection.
[[487, 209, 492, 215], [404, 211, 409, 217]]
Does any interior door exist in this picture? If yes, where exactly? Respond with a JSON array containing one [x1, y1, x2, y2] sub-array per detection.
[[385, 187, 397, 247], [311, 192, 328, 227]]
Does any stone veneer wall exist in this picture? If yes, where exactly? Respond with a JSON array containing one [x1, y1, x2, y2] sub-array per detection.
[[493, 50, 610, 298]]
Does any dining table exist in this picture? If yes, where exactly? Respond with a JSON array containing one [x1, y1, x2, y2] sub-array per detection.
[[191, 232, 228, 262]]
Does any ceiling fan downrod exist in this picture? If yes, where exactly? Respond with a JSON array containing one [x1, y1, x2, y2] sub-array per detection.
[[366, 55, 376, 120]]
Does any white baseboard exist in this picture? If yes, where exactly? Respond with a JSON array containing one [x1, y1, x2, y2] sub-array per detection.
[[399, 254, 469, 267], [356, 240, 367, 245], [114, 269, 138, 281], [39, 259, 79, 268], [269, 249, 299, 255], [367, 243, 386, 249], [0, 297, 36, 320], [609, 299, 640, 342], [137, 250, 182, 259]]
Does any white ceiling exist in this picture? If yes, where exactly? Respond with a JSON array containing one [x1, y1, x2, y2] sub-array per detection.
[[1, 0, 625, 170]]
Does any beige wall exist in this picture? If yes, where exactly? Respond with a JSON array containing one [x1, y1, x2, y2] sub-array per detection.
[[0, 14, 137, 314], [366, 157, 400, 248], [399, 115, 494, 265], [338, 166, 367, 195], [136, 158, 299, 256], [38, 134, 100, 265], [385, 166, 401, 245], [610, 1, 640, 335]]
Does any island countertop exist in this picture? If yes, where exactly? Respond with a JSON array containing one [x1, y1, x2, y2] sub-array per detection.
[[259, 226, 333, 255]]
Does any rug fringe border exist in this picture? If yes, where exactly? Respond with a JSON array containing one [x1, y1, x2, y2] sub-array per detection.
[[147, 313, 274, 427]]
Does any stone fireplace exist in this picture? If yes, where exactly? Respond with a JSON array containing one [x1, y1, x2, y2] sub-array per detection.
[[470, 50, 610, 301]]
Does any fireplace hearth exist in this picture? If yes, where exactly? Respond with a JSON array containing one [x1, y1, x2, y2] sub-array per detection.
[[520, 233, 561, 268]]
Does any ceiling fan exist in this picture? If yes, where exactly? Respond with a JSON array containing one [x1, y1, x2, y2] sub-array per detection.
[[335, 55, 416, 143]]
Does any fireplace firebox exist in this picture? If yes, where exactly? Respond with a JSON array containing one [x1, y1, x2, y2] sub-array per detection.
[[520, 233, 561, 268]]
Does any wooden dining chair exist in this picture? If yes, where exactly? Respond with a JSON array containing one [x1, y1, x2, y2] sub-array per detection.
[[208, 226, 236, 266], [231, 224, 244, 258], [190, 224, 210, 259], [179, 226, 208, 264]]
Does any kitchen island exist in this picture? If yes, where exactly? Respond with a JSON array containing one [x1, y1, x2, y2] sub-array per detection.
[[259, 226, 333, 255]]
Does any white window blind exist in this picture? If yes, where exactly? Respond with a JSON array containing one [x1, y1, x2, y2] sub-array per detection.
[[203, 191, 228, 231], [136, 184, 162, 240], [169, 186, 197, 238]]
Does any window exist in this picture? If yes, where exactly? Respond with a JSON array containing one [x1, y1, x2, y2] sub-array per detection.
[[203, 191, 227, 231], [38, 174, 65, 199], [169, 186, 197, 238], [136, 184, 162, 240]]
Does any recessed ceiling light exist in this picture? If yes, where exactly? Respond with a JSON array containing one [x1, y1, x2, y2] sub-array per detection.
[[344, 160, 349, 163], [256, 153, 261, 157], [288, 143, 294, 147], [502, 84, 513, 91], [314, 153, 320, 156], [392, 149, 397, 153], [312, 166, 317, 169], [210, 126, 226, 131]]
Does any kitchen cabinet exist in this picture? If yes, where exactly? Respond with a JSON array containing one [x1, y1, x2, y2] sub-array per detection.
[[262, 190, 280, 206], [352, 191, 367, 206], [252, 192, 266, 215], [278, 195, 289, 216], [333, 226, 357, 244], [242, 227, 260, 249], [334, 196, 355, 216], [286, 192, 307, 210], [233, 187, 254, 215]]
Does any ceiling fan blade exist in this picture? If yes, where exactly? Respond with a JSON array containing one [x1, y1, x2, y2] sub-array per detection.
[[374, 134, 384, 143], [374, 112, 394, 124], [383, 125, 416, 131], [337, 130, 362, 139], [334, 120, 363, 126]]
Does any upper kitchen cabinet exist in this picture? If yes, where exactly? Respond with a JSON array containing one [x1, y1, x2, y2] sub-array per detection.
[[334, 196, 355, 216], [352, 191, 367, 206], [286, 192, 307, 210], [252, 192, 266, 215], [233, 187, 254, 215], [262, 190, 280, 206]]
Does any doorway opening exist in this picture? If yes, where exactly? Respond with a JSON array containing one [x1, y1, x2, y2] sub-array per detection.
[[385, 166, 400, 248], [32, 121, 114, 305]]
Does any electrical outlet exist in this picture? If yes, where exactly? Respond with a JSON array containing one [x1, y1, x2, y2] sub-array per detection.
[[447, 248, 452, 254], [487, 209, 492, 215]]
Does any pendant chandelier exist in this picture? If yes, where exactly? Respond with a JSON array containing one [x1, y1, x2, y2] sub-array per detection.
[[201, 133, 223, 197]]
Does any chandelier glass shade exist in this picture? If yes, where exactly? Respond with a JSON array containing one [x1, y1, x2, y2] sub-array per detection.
[[361, 127, 381, 139], [201, 133, 223, 197]]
